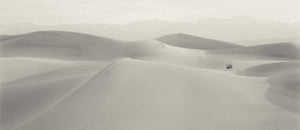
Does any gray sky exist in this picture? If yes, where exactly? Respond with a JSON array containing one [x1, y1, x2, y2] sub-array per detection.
[[1, 0, 299, 25]]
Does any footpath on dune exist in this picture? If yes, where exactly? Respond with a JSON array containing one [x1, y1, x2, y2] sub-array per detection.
[[15, 58, 299, 130]]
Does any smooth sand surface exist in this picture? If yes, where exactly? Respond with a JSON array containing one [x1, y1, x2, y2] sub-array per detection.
[[1, 58, 113, 129], [9, 59, 300, 130], [207, 42, 299, 60], [237, 61, 299, 76], [1, 31, 299, 130], [0, 57, 78, 84], [0, 31, 205, 67], [237, 62, 299, 114], [156, 33, 241, 50]]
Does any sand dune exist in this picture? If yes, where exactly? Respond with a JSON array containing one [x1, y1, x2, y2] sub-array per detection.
[[0, 34, 24, 42], [5, 58, 298, 130], [129, 40, 205, 67], [266, 71, 299, 113], [2, 75, 86, 129], [237, 61, 299, 76], [156, 33, 242, 50], [0, 57, 78, 83], [0, 31, 169, 60], [207, 42, 300, 60], [0, 31, 205, 67], [237, 62, 299, 113], [1, 31, 299, 130], [0, 31, 132, 60], [1, 58, 114, 129]]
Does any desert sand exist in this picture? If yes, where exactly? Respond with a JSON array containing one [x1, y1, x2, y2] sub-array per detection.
[[0, 31, 299, 130]]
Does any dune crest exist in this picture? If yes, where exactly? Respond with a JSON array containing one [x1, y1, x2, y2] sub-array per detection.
[[8, 59, 299, 130], [156, 33, 242, 50], [1, 31, 299, 130]]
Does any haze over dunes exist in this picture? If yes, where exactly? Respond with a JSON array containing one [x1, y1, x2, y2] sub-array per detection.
[[1, 17, 298, 45], [156, 33, 241, 50], [1, 31, 299, 130]]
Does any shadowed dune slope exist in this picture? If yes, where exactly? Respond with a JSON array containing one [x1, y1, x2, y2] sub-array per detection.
[[207, 42, 300, 60], [237, 62, 300, 113], [0, 34, 25, 42], [266, 71, 299, 112], [156, 33, 242, 50], [14, 59, 298, 130], [0, 31, 134, 60], [237, 61, 299, 76], [0, 57, 78, 83], [0, 31, 205, 67], [1, 64, 105, 129]]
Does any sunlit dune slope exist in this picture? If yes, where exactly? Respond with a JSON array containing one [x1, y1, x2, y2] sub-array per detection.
[[11, 59, 298, 130]]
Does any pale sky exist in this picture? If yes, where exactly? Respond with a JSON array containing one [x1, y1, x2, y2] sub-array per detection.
[[0, 0, 299, 25]]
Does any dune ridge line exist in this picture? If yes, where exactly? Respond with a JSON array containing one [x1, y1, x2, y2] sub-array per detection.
[[10, 58, 127, 130]]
